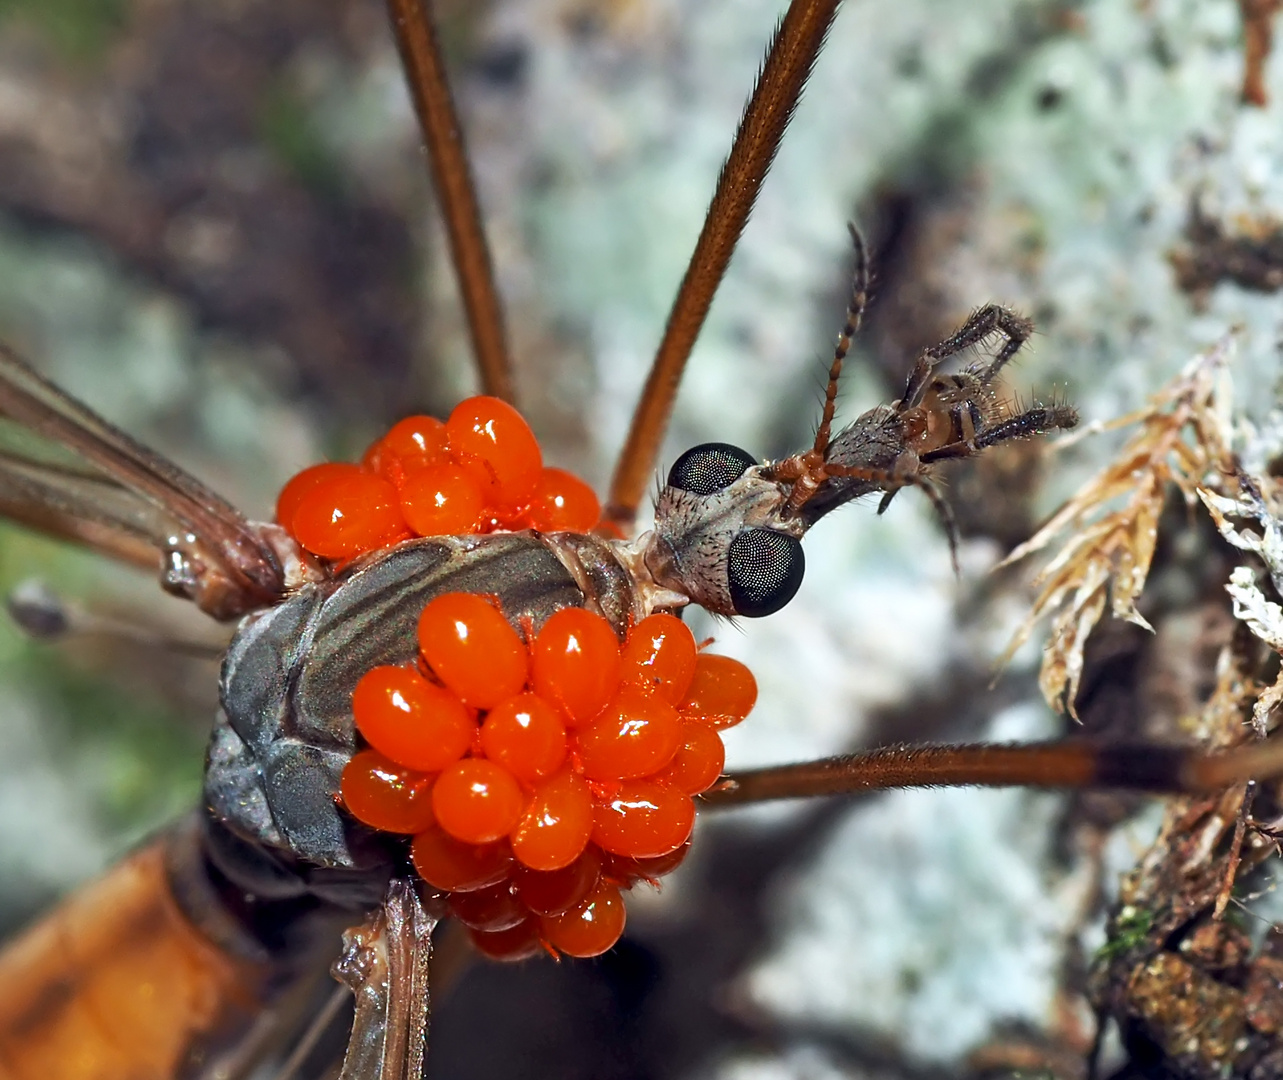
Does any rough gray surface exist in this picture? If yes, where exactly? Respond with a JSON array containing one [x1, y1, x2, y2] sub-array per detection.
[[0, 0, 1280, 1076]]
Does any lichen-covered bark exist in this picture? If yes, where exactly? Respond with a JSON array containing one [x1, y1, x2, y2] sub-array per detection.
[[1, 0, 1283, 1077]]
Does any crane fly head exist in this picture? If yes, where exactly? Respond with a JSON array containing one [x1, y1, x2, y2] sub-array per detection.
[[644, 442, 815, 619], [640, 383, 1077, 619]]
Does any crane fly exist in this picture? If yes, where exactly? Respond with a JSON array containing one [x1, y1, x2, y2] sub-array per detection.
[[0, 1, 1281, 1077]]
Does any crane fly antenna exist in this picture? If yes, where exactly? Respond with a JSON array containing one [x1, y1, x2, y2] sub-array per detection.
[[386, 0, 516, 405], [812, 222, 868, 455], [605, 0, 845, 531]]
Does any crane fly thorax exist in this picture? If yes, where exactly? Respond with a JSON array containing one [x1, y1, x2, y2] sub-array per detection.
[[208, 531, 638, 895]]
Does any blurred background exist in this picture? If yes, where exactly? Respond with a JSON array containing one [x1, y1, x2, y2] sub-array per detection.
[[0, 0, 1281, 1077]]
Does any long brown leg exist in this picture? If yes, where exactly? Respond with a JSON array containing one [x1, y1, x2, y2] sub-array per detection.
[[386, 0, 515, 404], [700, 738, 1283, 807], [604, 0, 846, 531]]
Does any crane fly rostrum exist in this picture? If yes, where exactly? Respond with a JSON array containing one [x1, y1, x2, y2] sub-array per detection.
[[645, 227, 1081, 615], [0, 0, 1282, 1077]]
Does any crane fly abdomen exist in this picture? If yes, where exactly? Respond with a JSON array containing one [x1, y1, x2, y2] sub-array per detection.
[[0, 836, 273, 1080], [209, 532, 638, 879]]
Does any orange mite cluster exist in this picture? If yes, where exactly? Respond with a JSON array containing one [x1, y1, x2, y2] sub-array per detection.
[[339, 593, 757, 961], [275, 395, 602, 559]]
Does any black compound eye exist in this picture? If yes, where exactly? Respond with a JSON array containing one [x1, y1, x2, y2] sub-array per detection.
[[666, 443, 757, 496], [727, 529, 805, 618]]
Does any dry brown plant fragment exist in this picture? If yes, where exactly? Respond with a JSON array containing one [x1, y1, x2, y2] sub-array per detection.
[[1009, 339, 1283, 1075], [999, 340, 1236, 717]]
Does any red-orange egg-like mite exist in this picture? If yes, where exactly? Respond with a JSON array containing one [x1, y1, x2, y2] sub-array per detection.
[[315, 406, 747, 962]]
